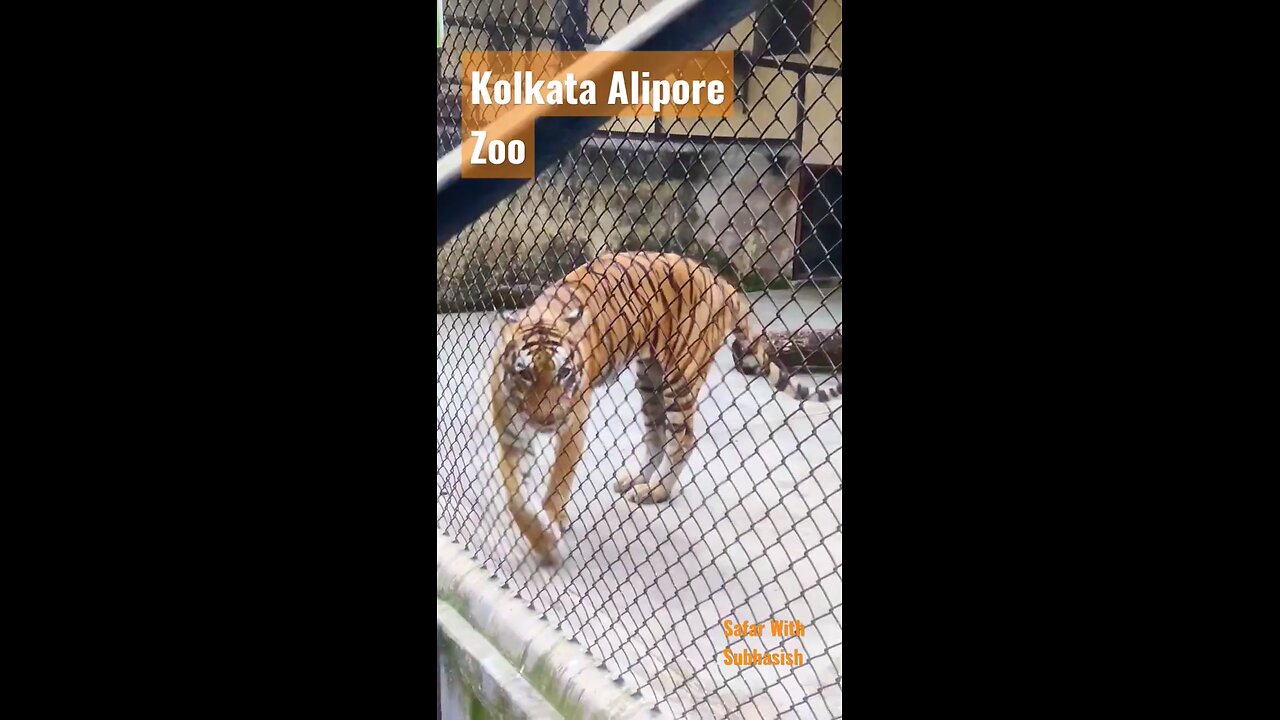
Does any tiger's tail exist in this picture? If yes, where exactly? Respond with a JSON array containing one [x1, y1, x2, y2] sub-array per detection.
[[729, 302, 842, 404]]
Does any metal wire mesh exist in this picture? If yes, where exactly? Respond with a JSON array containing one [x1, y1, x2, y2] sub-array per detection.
[[437, 1, 842, 717]]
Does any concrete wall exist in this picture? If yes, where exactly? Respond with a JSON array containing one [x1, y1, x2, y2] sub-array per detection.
[[437, 138, 802, 308], [438, 604, 564, 720]]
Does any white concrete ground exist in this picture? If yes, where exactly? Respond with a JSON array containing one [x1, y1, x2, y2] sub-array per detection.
[[436, 288, 843, 719]]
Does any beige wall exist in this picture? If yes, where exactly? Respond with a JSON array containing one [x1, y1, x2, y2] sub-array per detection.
[[586, 0, 842, 165], [810, 0, 842, 69], [664, 65, 798, 140], [802, 74, 841, 165]]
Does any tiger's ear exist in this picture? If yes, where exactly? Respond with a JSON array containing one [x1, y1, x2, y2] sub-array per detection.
[[564, 302, 583, 324], [503, 310, 519, 324]]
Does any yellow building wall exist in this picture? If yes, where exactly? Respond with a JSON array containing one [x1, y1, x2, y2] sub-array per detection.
[[811, 0, 842, 69], [664, 66, 798, 140], [802, 74, 842, 166]]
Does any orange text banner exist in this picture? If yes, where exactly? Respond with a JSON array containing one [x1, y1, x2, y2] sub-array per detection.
[[460, 51, 734, 179]]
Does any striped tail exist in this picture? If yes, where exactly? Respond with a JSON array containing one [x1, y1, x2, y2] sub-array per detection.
[[730, 322, 843, 403]]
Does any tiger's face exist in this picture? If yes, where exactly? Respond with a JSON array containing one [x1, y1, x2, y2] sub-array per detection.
[[500, 299, 585, 426]]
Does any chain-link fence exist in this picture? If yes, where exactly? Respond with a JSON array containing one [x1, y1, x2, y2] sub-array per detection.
[[437, 1, 842, 717]]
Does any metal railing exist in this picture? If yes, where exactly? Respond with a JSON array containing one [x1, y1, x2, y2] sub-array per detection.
[[437, 0, 842, 717]]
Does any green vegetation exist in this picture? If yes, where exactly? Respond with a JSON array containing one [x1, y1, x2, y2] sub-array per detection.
[[738, 271, 794, 292], [524, 654, 582, 720], [702, 246, 738, 281]]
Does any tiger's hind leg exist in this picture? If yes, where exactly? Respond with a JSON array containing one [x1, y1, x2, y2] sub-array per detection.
[[625, 369, 705, 505], [615, 359, 668, 494]]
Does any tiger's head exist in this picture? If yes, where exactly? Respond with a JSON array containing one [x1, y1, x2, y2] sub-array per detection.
[[499, 293, 587, 425]]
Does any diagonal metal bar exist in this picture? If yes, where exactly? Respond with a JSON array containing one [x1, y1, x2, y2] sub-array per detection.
[[436, 0, 767, 245]]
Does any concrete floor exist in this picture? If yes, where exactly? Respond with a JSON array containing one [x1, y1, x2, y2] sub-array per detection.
[[436, 288, 843, 719]]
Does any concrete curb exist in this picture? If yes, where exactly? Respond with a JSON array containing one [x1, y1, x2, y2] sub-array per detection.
[[437, 531, 668, 720], [439, 600, 564, 719]]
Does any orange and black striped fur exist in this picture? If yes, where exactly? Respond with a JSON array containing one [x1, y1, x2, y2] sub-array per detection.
[[491, 252, 842, 566]]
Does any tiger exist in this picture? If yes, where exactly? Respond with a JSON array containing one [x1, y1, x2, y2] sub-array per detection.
[[490, 251, 842, 566]]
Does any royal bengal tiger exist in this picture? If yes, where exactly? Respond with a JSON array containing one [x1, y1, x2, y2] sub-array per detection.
[[491, 251, 841, 566]]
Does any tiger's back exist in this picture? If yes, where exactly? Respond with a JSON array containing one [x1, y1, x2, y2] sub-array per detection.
[[559, 251, 742, 388]]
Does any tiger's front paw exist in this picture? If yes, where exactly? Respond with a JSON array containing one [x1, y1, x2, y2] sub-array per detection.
[[614, 469, 642, 494], [535, 543, 562, 567], [543, 506, 571, 531], [625, 482, 673, 504], [531, 511, 564, 567], [531, 533, 562, 567]]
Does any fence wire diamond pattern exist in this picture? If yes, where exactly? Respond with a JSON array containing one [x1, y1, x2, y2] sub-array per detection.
[[437, 1, 842, 717]]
